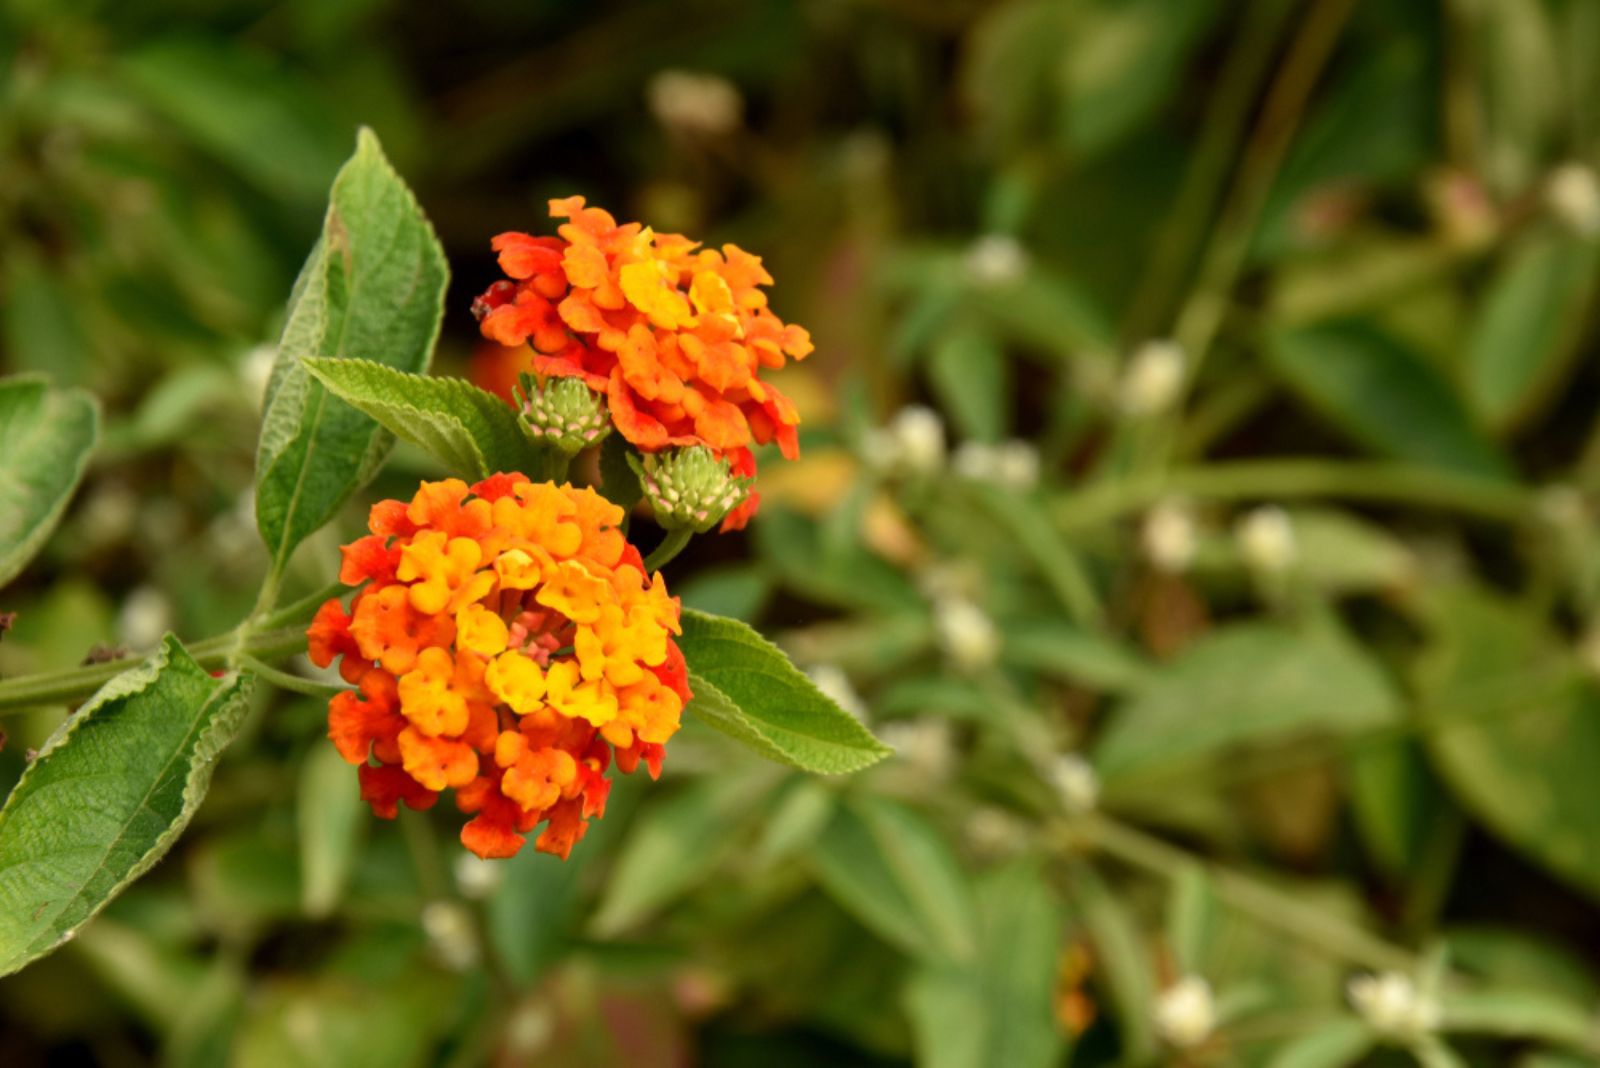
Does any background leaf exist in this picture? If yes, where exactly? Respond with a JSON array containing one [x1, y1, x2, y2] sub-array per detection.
[[678, 609, 891, 774], [0, 376, 99, 589], [254, 129, 447, 578], [0, 637, 253, 976]]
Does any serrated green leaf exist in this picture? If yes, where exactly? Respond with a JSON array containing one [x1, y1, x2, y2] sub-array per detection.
[[1095, 622, 1400, 784], [811, 795, 976, 963], [905, 862, 1066, 1068], [255, 129, 448, 577], [1465, 231, 1599, 432], [0, 375, 99, 589], [1268, 320, 1511, 479], [678, 608, 891, 774], [0, 636, 254, 976], [303, 359, 556, 481]]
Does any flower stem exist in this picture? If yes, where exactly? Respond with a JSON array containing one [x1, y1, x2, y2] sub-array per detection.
[[643, 526, 693, 572], [235, 654, 350, 700]]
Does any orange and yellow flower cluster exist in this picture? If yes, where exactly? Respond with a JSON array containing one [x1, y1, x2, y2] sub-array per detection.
[[307, 473, 689, 860], [472, 197, 813, 530]]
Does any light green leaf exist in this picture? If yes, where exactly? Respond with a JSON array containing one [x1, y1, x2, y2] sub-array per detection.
[[927, 323, 1009, 442], [302, 359, 555, 481], [1282, 508, 1416, 594], [0, 375, 99, 589], [1465, 231, 1599, 432], [1001, 619, 1151, 693], [232, 974, 450, 1068], [1265, 1020, 1376, 1068], [1440, 988, 1598, 1050], [1417, 585, 1600, 901], [1095, 622, 1401, 783], [906, 862, 1066, 1068], [1268, 321, 1511, 479], [255, 129, 448, 577], [678, 608, 891, 774], [296, 741, 365, 919], [1166, 863, 1218, 975], [1068, 864, 1155, 1060], [810, 794, 976, 963], [0, 636, 254, 976]]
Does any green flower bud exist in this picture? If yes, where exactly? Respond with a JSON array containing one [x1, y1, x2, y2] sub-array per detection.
[[629, 446, 751, 533], [516, 373, 610, 455]]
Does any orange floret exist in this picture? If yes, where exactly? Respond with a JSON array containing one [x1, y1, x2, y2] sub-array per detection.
[[307, 473, 689, 860], [472, 197, 814, 528]]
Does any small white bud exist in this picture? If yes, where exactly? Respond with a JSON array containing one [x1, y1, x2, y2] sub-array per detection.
[[1154, 975, 1217, 1049], [1546, 163, 1600, 237], [953, 440, 1039, 491], [1119, 340, 1186, 416], [453, 853, 504, 901], [118, 586, 172, 651], [964, 806, 1026, 858], [1347, 972, 1439, 1039], [936, 597, 1000, 672], [1537, 484, 1587, 528], [1236, 506, 1295, 574], [1142, 501, 1197, 574], [964, 234, 1029, 287], [241, 343, 277, 409], [879, 718, 955, 781], [1048, 753, 1099, 815], [806, 664, 868, 722], [647, 70, 743, 137], [420, 900, 479, 972], [891, 406, 946, 476]]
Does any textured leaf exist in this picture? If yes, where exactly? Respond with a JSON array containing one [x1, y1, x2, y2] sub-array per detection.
[[1465, 231, 1599, 432], [810, 794, 976, 963], [678, 609, 890, 774], [1419, 585, 1600, 901], [302, 359, 555, 481], [254, 129, 448, 576], [1268, 320, 1511, 478], [906, 862, 1066, 1068], [0, 375, 99, 589], [1095, 622, 1401, 783], [0, 637, 253, 976]]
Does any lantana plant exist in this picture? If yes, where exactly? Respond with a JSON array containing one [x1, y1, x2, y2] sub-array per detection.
[[0, 130, 887, 976]]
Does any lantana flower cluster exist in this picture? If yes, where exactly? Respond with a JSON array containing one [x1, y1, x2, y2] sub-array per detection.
[[472, 196, 813, 530], [308, 473, 690, 860]]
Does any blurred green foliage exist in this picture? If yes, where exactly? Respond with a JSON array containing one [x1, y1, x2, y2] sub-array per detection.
[[5, 0, 1600, 1065]]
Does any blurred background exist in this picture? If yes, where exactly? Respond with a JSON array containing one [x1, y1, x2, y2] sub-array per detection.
[[4, 0, 1600, 1065]]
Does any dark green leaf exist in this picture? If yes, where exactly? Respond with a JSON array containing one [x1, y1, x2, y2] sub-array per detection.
[[0, 637, 253, 975], [255, 129, 448, 577], [678, 608, 891, 774], [1268, 320, 1511, 478], [0, 376, 99, 589]]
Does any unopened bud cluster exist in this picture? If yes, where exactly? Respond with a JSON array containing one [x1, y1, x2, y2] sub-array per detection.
[[517, 373, 611, 454], [632, 446, 751, 533]]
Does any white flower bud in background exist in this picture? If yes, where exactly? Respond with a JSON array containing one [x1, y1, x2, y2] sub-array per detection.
[[953, 440, 1039, 491], [647, 70, 744, 137], [1142, 501, 1197, 574], [1545, 162, 1600, 237], [241, 343, 277, 409], [936, 596, 1000, 672], [78, 485, 138, 549], [1048, 753, 1099, 815], [963, 234, 1029, 287], [806, 664, 869, 722], [1536, 484, 1587, 528], [1154, 975, 1217, 1049], [1119, 340, 1186, 416], [878, 718, 955, 781], [118, 585, 172, 651], [866, 406, 947, 477], [1236, 505, 1295, 574], [1348, 972, 1439, 1039], [453, 853, 504, 901], [420, 900, 480, 972], [964, 806, 1026, 859], [503, 999, 556, 1059]]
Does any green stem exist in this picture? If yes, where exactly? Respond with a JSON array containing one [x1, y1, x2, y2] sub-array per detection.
[[643, 526, 693, 571], [258, 579, 348, 631], [1083, 813, 1417, 972], [1054, 459, 1532, 533], [0, 625, 309, 714], [236, 655, 350, 700]]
